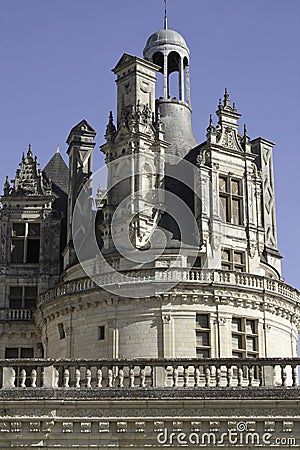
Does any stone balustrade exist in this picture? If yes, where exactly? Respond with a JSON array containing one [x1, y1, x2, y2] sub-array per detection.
[[38, 269, 300, 306], [7, 309, 34, 321], [0, 358, 299, 390]]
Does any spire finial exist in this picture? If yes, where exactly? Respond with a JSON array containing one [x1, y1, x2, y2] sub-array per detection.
[[3, 176, 10, 196], [164, 0, 168, 30], [224, 88, 230, 107], [56, 145, 60, 154], [27, 144, 33, 158]]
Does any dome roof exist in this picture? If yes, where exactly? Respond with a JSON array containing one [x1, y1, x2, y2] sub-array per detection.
[[144, 29, 189, 53]]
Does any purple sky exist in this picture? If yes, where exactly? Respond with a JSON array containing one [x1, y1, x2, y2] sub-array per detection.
[[0, 0, 299, 288]]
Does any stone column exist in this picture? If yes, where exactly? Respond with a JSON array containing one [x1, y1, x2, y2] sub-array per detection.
[[179, 57, 184, 101], [185, 64, 191, 105], [163, 54, 168, 99]]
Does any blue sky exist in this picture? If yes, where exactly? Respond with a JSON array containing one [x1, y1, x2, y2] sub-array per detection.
[[0, 0, 299, 288]]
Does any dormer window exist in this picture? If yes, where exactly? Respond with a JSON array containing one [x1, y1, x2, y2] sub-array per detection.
[[11, 222, 40, 263]]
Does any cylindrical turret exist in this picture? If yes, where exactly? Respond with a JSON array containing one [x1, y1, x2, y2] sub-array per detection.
[[143, 29, 197, 158]]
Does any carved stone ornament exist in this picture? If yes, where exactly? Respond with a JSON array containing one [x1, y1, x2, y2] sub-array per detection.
[[162, 314, 171, 324]]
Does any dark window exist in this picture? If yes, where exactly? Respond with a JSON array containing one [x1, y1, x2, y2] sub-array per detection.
[[221, 249, 246, 272], [219, 176, 243, 225], [5, 348, 19, 359], [58, 323, 65, 340], [5, 347, 34, 359], [9, 286, 37, 309], [196, 314, 211, 358], [11, 223, 40, 263], [98, 325, 105, 340], [232, 318, 258, 358]]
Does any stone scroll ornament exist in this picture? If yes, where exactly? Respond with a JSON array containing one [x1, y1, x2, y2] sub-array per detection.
[[72, 154, 225, 298]]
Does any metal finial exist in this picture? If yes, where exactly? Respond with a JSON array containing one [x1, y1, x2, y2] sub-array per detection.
[[56, 145, 60, 153], [244, 123, 247, 136], [164, 0, 168, 30]]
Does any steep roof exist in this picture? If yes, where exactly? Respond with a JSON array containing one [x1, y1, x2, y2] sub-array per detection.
[[43, 148, 68, 194]]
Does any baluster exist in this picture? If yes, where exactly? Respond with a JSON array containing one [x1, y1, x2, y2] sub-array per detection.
[[20, 369, 26, 388], [258, 365, 263, 387], [184, 366, 189, 387], [108, 367, 113, 387], [249, 366, 254, 387], [173, 366, 179, 387], [140, 367, 146, 387], [164, 366, 169, 387], [41, 367, 45, 387], [227, 366, 232, 387], [237, 366, 243, 387], [54, 367, 59, 388], [86, 368, 92, 388], [292, 365, 298, 387], [63, 368, 69, 388], [195, 366, 200, 387], [272, 365, 277, 386], [205, 366, 211, 387], [216, 365, 222, 387], [75, 368, 81, 388], [31, 369, 37, 388], [282, 365, 287, 387], [9, 368, 16, 388], [96, 368, 102, 388], [129, 366, 135, 388], [118, 367, 124, 388], [149, 366, 154, 387]]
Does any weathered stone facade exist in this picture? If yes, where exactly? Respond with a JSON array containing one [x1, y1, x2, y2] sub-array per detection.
[[0, 16, 299, 450]]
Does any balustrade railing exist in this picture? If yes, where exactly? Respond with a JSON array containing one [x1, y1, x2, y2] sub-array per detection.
[[38, 269, 300, 305], [0, 358, 299, 390], [7, 309, 34, 321]]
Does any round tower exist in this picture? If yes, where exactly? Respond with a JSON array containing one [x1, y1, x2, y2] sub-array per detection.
[[143, 27, 197, 158]]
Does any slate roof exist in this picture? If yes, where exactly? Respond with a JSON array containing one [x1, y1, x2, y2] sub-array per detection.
[[43, 150, 68, 194]]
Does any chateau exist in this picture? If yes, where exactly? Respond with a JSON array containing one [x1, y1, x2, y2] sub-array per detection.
[[0, 12, 299, 450]]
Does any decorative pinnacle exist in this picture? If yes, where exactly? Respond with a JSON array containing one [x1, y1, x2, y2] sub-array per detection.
[[27, 144, 33, 158], [224, 88, 230, 107], [207, 114, 215, 134], [56, 145, 60, 154], [105, 111, 116, 141], [3, 176, 10, 196], [244, 123, 247, 136], [164, 0, 168, 30]]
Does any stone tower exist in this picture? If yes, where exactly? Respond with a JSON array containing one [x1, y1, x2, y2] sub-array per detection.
[[0, 12, 299, 450]]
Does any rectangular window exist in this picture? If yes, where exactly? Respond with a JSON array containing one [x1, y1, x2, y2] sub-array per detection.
[[221, 249, 246, 272], [58, 323, 66, 340], [9, 286, 38, 309], [196, 314, 211, 358], [11, 223, 40, 263], [5, 348, 34, 359], [98, 325, 105, 340], [219, 176, 243, 225], [231, 318, 258, 358]]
